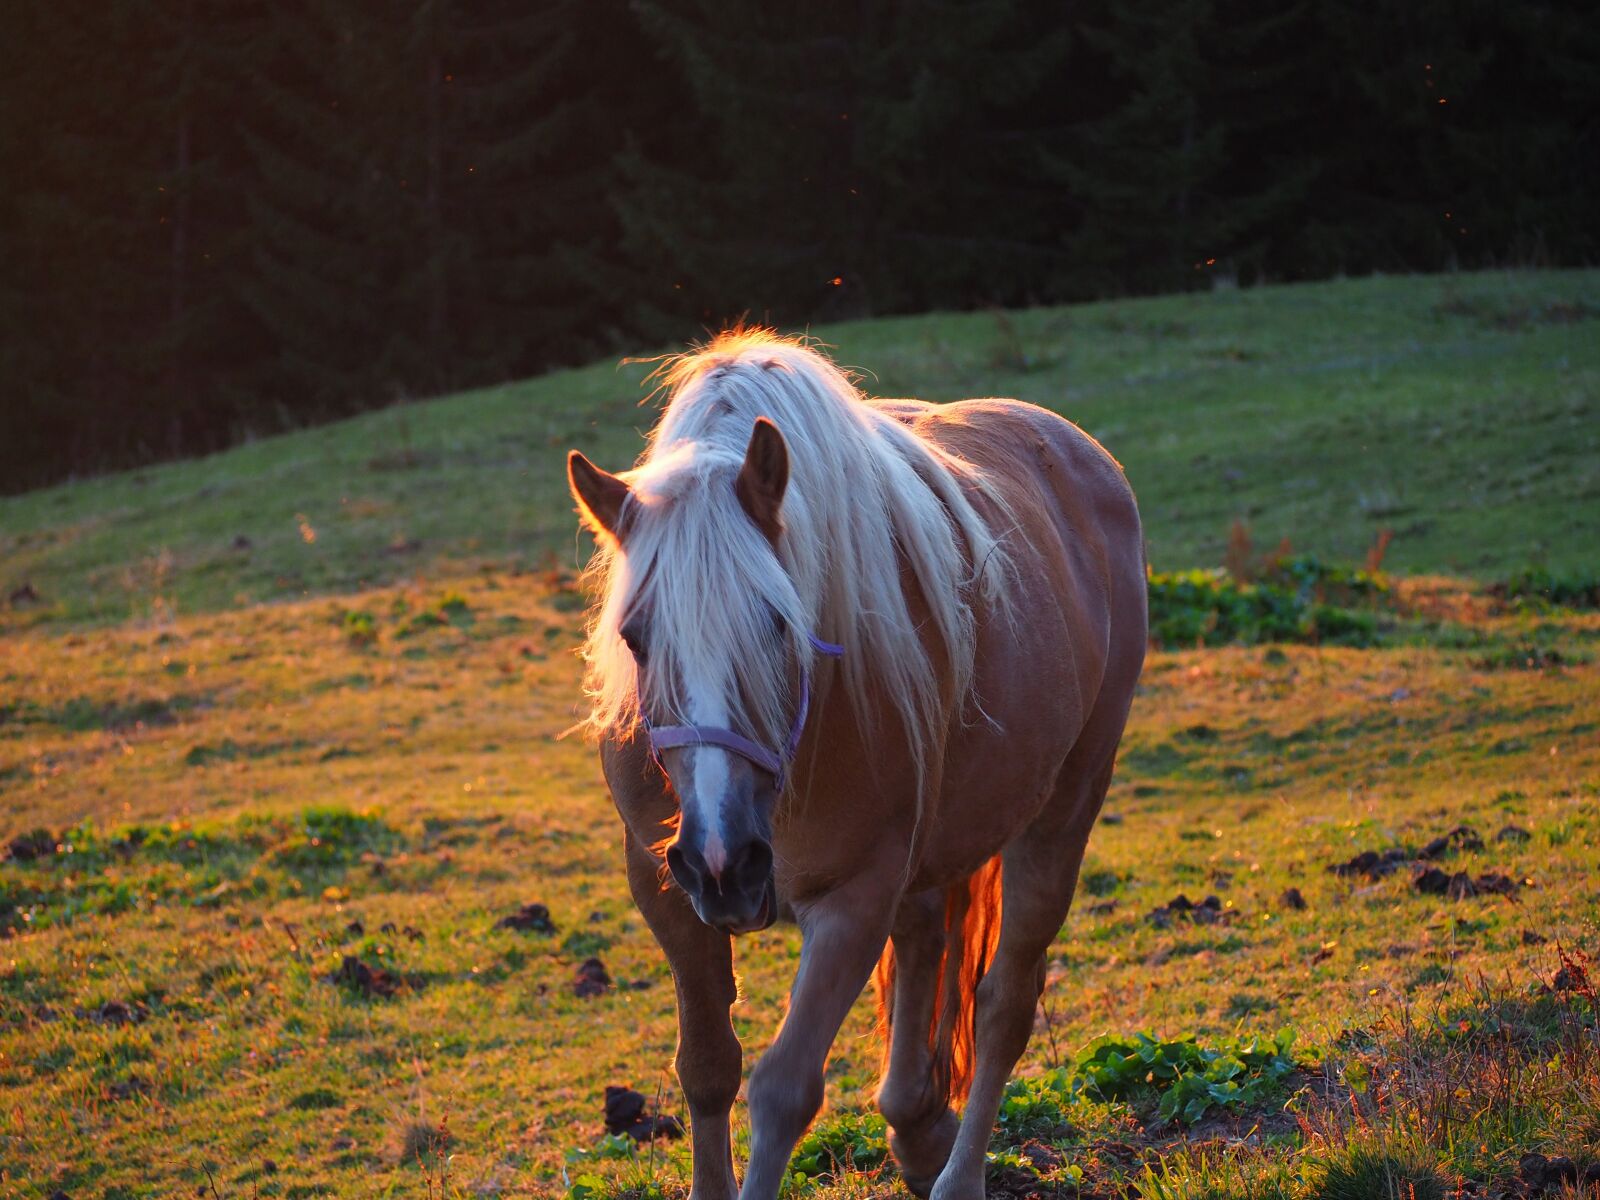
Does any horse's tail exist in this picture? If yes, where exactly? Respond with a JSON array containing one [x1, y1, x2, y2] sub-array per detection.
[[874, 855, 1004, 1107]]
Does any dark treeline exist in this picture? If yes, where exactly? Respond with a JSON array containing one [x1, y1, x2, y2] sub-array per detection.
[[3, 0, 1595, 492]]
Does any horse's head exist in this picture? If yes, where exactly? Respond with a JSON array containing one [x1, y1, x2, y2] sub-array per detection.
[[568, 417, 814, 935]]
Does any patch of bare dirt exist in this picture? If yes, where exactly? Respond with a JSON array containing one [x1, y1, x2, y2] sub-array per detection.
[[574, 957, 612, 997], [602, 1086, 683, 1142], [496, 902, 557, 934], [1145, 894, 1238, 928]]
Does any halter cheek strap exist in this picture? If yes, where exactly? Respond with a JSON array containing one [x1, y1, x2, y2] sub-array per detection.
[[642, 632, 844, 792]]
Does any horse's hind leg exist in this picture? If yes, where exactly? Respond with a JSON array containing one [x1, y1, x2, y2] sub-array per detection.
[[929, 753, 1117, 1200], [877, 888, 960, 1197]]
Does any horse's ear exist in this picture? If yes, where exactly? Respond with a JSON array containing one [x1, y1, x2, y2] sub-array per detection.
[[568, 450, 631, 544], [735, 417, 789, 541]]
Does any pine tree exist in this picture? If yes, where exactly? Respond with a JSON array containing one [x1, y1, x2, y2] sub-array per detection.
[[1281, 0, 1600, 275], [235, 0, 628, 416], [437, 0, 629, 379], [236, 0, 430, 417], [1051, 0, 1220, 294], [144, 0, 278, 454], [1048, 0, 1321, 295], [5, 1, 211, 480], [1288, 0, 1484, 274], [617, 0, 1070, 332]]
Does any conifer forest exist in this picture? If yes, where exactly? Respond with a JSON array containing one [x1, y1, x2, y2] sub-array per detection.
[[3, 0, 1595, 490]]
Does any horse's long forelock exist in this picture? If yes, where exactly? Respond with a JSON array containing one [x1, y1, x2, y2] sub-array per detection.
[[578, 329, 1012, 789]]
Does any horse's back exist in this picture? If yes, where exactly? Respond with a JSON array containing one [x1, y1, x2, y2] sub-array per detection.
[[869, 395, 1144, 598], [868, 396, 1147, 882]]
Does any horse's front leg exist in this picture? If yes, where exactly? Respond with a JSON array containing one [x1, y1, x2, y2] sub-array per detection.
[[624, 829, 741, 1200], [738, 862, 902, 1200]]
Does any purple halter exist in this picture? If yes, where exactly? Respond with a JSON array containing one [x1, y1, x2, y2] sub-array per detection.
[[642, 632, 844, 792]]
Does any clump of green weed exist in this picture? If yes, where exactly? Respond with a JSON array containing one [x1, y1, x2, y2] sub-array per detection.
[[565, 1133, 638, 1165], [565, 1141, 672, 1200], [984, 1146, 1088, 1193], [995, 1070, 1100, 1142], [560, 930, 613, 959], [1076, 1029, 1298, 1124], [289, 1087, 341, 1110], [1135, 1148, 1297, 1199], [1147, 569, 1378, 649], [1500, 565, 1600, 610], [567, 1175, 667, 1200], [342, 608, 379, 647], [397, 591, 474, 637], [788, 1110, 888, 1185], [1079, 867, 1127, 898], [264, 806, 400, 875], [990, 1030, 1297, 1136]]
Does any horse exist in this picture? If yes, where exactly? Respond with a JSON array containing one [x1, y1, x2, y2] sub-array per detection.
[[565, 329, 1146, 1200]]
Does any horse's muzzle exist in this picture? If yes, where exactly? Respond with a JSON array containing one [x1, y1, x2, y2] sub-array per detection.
[[666, 835, 777, 934]]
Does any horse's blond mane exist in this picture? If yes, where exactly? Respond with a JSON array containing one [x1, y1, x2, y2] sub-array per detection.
[[577, 329, 1012, 792]]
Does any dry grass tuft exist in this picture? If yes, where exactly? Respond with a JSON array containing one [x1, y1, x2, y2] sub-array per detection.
[[1135, 952, 1599, 1200], [1313, 955, 1596, 1190], [388, 1112, 453, 1168]]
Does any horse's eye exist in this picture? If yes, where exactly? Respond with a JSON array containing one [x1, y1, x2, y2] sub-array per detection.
[[620, 621, 648, 663]]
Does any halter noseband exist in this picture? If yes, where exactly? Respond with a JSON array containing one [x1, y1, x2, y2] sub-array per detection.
[[642, 632, 844, 792]]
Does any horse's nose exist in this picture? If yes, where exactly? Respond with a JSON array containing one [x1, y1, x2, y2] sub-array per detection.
[[666, 834, 772, 901]]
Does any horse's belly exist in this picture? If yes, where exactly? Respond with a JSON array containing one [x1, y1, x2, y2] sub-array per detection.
[[925, 643, 1090, 878], [903, 399, 1141, 890]]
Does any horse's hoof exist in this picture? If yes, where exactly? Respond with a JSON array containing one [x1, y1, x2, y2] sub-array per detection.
[[928, 1169, 985, 1200], [889, 1108, 959, 1196]]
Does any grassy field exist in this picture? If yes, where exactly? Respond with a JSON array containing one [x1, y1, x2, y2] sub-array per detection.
[[2, 271, 1598, 1200]]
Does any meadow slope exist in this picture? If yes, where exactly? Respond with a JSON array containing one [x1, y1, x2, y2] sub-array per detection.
[[2, 270, 1597, 627], [2, 272, 1598, 1200]]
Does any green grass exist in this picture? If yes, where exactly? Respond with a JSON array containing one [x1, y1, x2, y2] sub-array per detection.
[[2, 270, 1597, 627], [1, 271, 1598, 1199]]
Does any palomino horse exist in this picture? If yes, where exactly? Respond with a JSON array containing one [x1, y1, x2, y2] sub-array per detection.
[[566, 330, 1145, 1200]]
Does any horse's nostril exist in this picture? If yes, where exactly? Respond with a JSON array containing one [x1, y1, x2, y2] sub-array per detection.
[[665, 842, 703, 893], [728, 837, 773, 892]]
